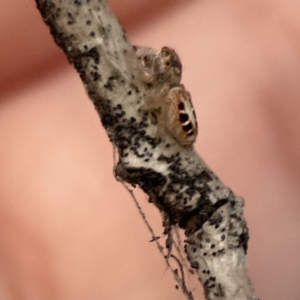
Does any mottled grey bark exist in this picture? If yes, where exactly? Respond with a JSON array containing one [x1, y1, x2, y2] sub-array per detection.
[[35, 0, 259, 299]]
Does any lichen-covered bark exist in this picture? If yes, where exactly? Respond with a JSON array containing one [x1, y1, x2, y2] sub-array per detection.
[[35, 0, 259, 299]]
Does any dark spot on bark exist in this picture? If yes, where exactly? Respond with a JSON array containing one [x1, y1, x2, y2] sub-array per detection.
[[83, 47, 100, 65], [190, 261, 199, 269], [104, 82, 113, 90], [93, 72, 100, 81]]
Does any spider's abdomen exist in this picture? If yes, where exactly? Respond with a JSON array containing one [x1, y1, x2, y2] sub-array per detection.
[[163, 85, 198, 147]]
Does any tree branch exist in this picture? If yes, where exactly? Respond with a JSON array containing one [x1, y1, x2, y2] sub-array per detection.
[[35, 0, 259, 299]]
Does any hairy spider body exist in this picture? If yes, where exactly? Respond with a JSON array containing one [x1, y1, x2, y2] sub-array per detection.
[[136, 46, 197, 147]]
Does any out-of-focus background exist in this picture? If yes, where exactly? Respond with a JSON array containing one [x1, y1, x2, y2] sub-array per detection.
[[1, 0, 300, 299]]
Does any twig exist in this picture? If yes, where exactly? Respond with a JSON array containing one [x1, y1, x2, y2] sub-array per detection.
[[34, 0, 259, 299], [120, 182, 195, 300], [170, 254, 194, 300]]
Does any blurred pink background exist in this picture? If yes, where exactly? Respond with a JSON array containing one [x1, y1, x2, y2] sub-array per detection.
[[1, 0, 300, 299]]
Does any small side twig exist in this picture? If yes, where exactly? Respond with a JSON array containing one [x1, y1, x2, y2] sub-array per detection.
[[120, 182, 195, 300]]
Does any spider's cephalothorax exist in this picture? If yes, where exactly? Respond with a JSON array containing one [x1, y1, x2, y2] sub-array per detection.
[[156, 46, 182, 85], [159, 84, 198, 147], [136, 46, 182, 86]]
